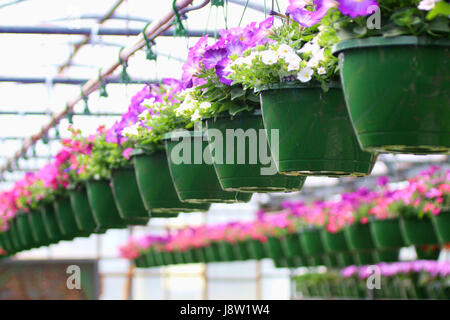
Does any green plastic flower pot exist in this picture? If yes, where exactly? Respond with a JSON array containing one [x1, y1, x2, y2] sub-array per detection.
[[415, 245, 440, 260], [0, 232, 14, 255], [280, 232, 304, 258], [132, 150, 211, 215], [111, 167, 151, 226], [337, 252, 355, 267], [247, 239, 268, 260], [172, 250, 186, 264], [41, 203, 69, 241], [193, 248, 207, 263], [54, 197, 85, 238], [162, 251, 175, 266], [182, 249, 195, 264], [399, 217, 438, 246], [432, 210, 450, 244], [144, 251, 156, 267], [375, 248, 400, 263], [28, 210, 52, 246], [344, 223, 375, 251], [263, 236, 285, 260], [151, 212, 180, 218], [163, 131, 253, 204], [259, 83, 377, 176], [370, 218, 406, 249], [353, 251, 376, 266], [334, 36, 450, 154], [275, 257, 304, 268], [69, 186, 106, 234], [217, 241, 236, 261], [232, 241, 251, 261], [16, 212, 35, 250], [306, 255, 326, 266], [204, 244, 221, 262], [134, 255, 148, 268], [320, 230, 349, 253], [86, 180, 128, 230], [204, 110, 306, 192], [300, 229, 326, 256], [323, 253, 341, 268], [152, 250, 165, 266], [8, 224, 22, 252]]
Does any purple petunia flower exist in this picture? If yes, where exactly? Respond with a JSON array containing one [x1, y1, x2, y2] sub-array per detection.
[[337, 0, 378, 18], [203, 47, 229, 70], [286, 0, 337, 27]]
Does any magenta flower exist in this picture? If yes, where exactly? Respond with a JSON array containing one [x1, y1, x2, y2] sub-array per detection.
[[286, 0, 337, 27], [337, 0, 378, 18], [122, 148, 133, 160], [203, 47, 229, 70]]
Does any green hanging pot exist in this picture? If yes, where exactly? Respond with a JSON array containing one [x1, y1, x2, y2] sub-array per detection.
[[134, 255, 148, 268], [431, 209, 450, 244], [162, 251, 175, 266], [246, 239, 268, 260], [111, 167, 151, 225], [259, 83, 377, 177], [320, 229, 349, 253], [193, 247, 207, 263], [263, 236, 285, 260], [86, 180, 128, 230], [182, 249, 196, 264], [217, 241, 236, 261], [144, 250, 156, 267], [415, 245, 441, 260], [16, 212, 36, 250], [204, 110, 306, 192], [305, 255, 326, 267], [8, 222, 23, 252], [69, 185, 106, 234], [152, 250, 165, 266], [370, 218, 406, 249], [337, 252, 356, 267], [132, 149, 211, 215], [344, 223, 375, 251], [151, 212, 180, 218], [352, 251, 376, 266], [0, 231, 14, 255], [399, 216, 439, 246], [204, 243, 222, 262], [374, 248, 400, 263], [28, 209, 52, 246], [231, 241, 251, 261], [163, 130, 253, 203], [300, 228, 326, 256], [172, 250, 186, 265], [54, 197, 86, 238], [333, 36, 450, 154], [280, 232, 304, 258], [40, 203, 65, 241], [323, 253, 341, 268]]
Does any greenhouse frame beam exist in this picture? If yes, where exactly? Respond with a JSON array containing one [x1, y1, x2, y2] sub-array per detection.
[[0, 76, 154, 85], [0, 0, 209, 175], [0, 25, 214, 37]]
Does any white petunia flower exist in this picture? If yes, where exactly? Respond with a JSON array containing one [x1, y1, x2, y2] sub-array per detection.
[[285, 53, 302, 72], [297, 67, 314, 83], [138, 109, 150, 120], [261, 50, 279, 65], [191, 109, 201, 121], [122, 123, 139, 136], [418, 0, 438, 11], [317, 67, 327, 75], [277, 44, 295, 58], [298, 41, 321, 55], [199, 102, 211, 110]]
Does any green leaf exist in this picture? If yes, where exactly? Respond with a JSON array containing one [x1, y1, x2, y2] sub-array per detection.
[[230, 86, 246, 100], [427, 2, 450, 20]]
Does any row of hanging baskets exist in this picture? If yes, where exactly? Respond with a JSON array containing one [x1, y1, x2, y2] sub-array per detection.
[[295, 260, 450, 300], [131, 217, 448, 270]]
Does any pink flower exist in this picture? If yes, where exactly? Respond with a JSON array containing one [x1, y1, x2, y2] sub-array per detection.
[[122, 148, 133, 160]]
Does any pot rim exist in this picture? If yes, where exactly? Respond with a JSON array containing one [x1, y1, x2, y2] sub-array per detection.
[[255, 81, 341, 92], [332, 35, 450, 56], [201, 108, 262, 122], [161, 129, 205, 141]]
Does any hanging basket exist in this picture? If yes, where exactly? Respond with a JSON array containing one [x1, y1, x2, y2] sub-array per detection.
[[40, 203, 64, 242], [263, 236, 287, 260], [431, 209, 450, 244], [352, 251, 376, 266], [247, 239, 268, 260], [300, 228, 326, 256], [204, 243, 222, 262], [374, 248, 400, 263], [132, 149, 211, 216], [163, 130, 253, 204], [370, 218, 406, 249], [231, 240, 251, 261], [258, 83, 377, 177], [28, 209, 52, 246], [399, 216, 439, 246], [333, 36, 450, 154], [69, 185, 105, 234], [204, 110, 306, 192], [54, 197, 86, 238], [344, 222, 375, 251], [86, 180, 129, 230], [110, 167, 151, 225], [280, 232, 304, 258], [415, 245, 441, 260], [216, 241, 236, 261], [320, 229, 349, 253], [15, 212, 36, 250]]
